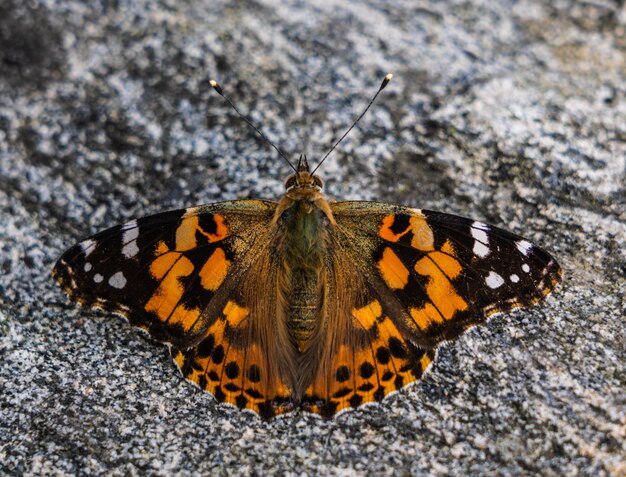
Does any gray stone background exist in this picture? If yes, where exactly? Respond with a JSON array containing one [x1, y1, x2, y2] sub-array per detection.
[[1, 0, 624, 475]]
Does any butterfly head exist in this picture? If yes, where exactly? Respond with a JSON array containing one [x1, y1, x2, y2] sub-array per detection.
[[285, 154, 323, 192]]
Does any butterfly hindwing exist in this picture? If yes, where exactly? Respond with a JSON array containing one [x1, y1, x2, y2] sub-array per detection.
[[302, 294, 437, 417], [168, 252, 298, 419], [299, 231, 439, 417], [170, 298, 295, 418]]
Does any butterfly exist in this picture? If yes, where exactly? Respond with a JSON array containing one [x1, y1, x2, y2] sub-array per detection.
[[53, 75, 561, 419]]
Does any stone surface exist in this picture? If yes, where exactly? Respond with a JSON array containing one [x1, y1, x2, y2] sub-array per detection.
[[1, 0, 624, 475]]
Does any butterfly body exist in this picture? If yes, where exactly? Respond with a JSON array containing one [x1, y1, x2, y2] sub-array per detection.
[[279, 199, 327, 349], [54, 156, 561, 418], [273, 157, 331, 350]]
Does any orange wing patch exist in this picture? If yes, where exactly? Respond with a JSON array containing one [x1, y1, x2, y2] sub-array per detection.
[[173, 300, 294, 418], [199, 248, 231, 291], [175, 213, 228, 251], [410, 254, 468, 331], [144, 213, 232, 327], [377, 248, 409, 289], [378, 214, 469, 332], [351, 300, 383, 329], [303, 300, 435, 417], [145, 251, 199, 330], [379, 213, 435, 251]]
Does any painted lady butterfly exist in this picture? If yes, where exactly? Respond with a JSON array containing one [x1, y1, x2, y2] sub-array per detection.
[[53, 75, 561, 418]]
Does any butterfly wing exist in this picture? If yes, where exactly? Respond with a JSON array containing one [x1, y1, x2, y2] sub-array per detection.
[[301, 201, 561, 416], [54, 200, 295, 417], [169, 242, 299, 418], [55, 197, 562, 418]]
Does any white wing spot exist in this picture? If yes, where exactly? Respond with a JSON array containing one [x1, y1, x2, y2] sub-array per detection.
[[80, 239, 97, 257], [510, 274, 520, 283], [473, 241, 490, 258], [121, 220, 138, 231], [108, 272, 127, 289], [122, 221, 140, 258], [486, 271, 505, 289], [472, 221, 489, 231], [122, 241, 140, 258], [471, 222, 490, 257], [93, 273, 104, 283], [471, 225, 489, 243], [516, 240, 533, 256], [122, 226, 139, 241], [84, 262, 92, 272], [522, 263, 530, 273]]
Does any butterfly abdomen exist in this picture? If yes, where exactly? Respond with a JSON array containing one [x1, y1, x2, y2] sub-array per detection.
[[278, 201, 329, 351]]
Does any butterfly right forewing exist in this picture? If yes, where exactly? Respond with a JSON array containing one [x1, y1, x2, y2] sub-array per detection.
[[330, 201, 561, 347], [298, 201, 561, 416]]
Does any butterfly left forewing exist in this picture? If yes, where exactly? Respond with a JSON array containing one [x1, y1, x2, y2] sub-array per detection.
[[53, 200, 277, 348]]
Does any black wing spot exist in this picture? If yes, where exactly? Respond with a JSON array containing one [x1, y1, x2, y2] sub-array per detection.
[[359, 361, 375, 379], [235, 394, 248, 409], [197, 334, 215, 358], [335, 365, 350, 382], [332, 387, 352, 399], [213, 386, 226, 402], [388, 337, 407, 359], [349, 394, 363, 408], [225, 361, 240, 379], [197, 213, 220, 237], [247, 365, 261, 383], [211, 345, 225, 364], [245, 388, 263, 399], [374, 387, 385, 401], [376, 346, 391, 364], [388, 214, 410, 236], [224, 382, 240, 392]]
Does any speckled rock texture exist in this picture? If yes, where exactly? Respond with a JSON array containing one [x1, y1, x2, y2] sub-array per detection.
[[1, 0, 624, 475]]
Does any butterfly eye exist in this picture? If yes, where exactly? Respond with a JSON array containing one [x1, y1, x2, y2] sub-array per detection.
[[313, 176, 323, 189], [285, 176, 296, 190]]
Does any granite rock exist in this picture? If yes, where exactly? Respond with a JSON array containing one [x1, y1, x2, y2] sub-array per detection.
[[1, 0, 624, 475]]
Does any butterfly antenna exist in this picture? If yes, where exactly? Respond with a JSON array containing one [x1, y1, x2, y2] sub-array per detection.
[[209, 79, 297, 173], [311, 73, 393, 174]]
